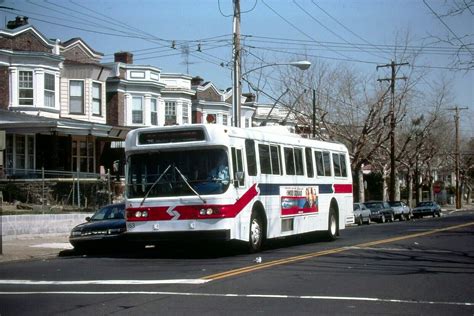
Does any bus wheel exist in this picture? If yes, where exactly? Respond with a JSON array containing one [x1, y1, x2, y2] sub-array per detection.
[[325, 208, 337, 241], [249, 212, 263, 253]]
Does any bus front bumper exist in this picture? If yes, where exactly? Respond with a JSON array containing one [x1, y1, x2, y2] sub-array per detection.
[[123, 230, 231, 243]]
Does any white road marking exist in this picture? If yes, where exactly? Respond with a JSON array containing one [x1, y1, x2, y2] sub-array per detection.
[[0, 291, 471, 306], [29, 243, 73, 250], [0, 279, 209, 285]]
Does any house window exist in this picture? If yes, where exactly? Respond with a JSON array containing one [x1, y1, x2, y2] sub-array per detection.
[[19, 71, 33, 105], [223, 114, 228, 126], [132, 97, 143, 124], [72, 138, 94, 173], [92, 82, 102, 116], [165, 101, 176, 125], [182, 103, 189, 124], [44, 73, 55, 108], [69, 80, 84, 114], [151, 98, 158, 125], [5, 134, 35, 174]]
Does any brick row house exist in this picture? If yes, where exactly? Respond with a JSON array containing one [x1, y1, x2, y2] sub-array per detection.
[[0, 17, 258, 204]]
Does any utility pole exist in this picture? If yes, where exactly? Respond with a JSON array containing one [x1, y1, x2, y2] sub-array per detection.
[[232, 0, 241, 127], [447, 106, 468, 209], [312, 89, 316, 138], [377, 60, 409, 202]]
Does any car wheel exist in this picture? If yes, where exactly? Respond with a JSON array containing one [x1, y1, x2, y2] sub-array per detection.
[[357, 216, 363, 226], [366, 217, 371, 225], [248, 211, 264, 253], [325, 208, 338, 241], [390, 214, 394, 222], [381, 214, 386, 223], [432, 212, 436, 218]]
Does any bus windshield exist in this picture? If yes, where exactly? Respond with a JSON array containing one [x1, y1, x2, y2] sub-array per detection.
[[127, 148, 230, 199]]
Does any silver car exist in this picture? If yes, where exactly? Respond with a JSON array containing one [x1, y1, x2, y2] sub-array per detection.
[[388, 201, 412, 221], [353, 203, 371, 225]]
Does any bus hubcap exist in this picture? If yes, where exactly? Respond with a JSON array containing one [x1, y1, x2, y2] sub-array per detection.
[[251, 219, 261, 246]]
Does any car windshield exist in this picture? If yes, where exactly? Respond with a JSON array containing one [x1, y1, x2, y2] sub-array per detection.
[[388, 201, 401, 207], [417, 201, 433, 207], [90, 204, 125, 221], [364, 203, 382, 210], [127, 148, 230, 198]]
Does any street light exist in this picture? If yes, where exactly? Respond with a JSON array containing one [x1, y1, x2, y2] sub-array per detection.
[[232, 60, 311, 127]]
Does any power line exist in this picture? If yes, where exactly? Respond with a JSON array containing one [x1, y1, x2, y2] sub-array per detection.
[[293, 0, 387, 61], [423, 0, 474, 56], [260, 0, 357, 62], [310, 0, 390, 59]]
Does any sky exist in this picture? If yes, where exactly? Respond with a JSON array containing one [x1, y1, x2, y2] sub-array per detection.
[[1, 0, 473, 136]]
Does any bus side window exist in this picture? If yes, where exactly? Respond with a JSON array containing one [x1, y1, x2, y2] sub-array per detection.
[[340, 153, 348, 177], [294, 148, 304, 176], [245, 139, 257, 176], [314, 150, 324, 176], [314, 150, 331, 176], [305, 147, 314, 178], [333, 153, 342, 177], [232, 147, 245, 186], [258, 144, 272, 174], [284, 147, 295, 175], [323, 151, 332, 176], [270, 145, 281, 175]]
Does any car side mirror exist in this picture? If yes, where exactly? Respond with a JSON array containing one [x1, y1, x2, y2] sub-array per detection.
[[85, 216, 91, 222]]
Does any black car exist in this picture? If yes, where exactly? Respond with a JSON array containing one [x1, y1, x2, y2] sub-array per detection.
[[412, 201, 441, 218], [69, 203, 126, 250], [363, 201, 395, 223]]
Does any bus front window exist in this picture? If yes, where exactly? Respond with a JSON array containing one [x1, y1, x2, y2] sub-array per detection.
[[127, 148, 230, 198]]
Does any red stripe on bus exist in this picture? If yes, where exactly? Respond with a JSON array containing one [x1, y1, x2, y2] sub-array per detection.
[[334, 184, 353, 194], [127, 183, 259, 221], [281, 206, 319, 216]]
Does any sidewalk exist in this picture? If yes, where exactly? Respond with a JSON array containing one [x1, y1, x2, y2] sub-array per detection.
[[0, 234, 72, 263]]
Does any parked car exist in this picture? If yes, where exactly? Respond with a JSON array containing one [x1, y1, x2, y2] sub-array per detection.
[[388, 201, 412, 221], [363, 201, 395, 223], [412, 201, 441, 218], [353, 203, 371, 225], [69, 203, 126, 251]]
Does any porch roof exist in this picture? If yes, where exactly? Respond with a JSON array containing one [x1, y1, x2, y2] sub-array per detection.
[[0, 110, 129, 140]]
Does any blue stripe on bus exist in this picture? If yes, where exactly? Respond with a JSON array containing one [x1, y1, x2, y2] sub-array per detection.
[[258, 183, 333, 196]]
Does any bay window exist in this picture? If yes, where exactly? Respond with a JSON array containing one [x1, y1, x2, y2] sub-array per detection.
[[19, 71, 33, 105]]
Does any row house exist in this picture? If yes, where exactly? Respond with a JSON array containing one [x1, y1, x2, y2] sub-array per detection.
[[191, 76, 255, 127], [0, 16, 273, 185], [0, 17, 119, 178]]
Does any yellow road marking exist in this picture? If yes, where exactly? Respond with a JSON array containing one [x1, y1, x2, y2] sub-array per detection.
[[203, 221, 474, 281]]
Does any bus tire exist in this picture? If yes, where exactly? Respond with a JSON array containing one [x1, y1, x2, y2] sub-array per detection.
[[248, 211, 264, 253], [325, 208, 338, 241]]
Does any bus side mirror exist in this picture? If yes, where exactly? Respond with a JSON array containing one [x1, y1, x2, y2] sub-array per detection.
[[234, 171, 244, 187]]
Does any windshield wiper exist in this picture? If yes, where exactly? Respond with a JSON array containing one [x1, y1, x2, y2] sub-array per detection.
[[174, 166, 207, 204], [140, 164, 172, 206]]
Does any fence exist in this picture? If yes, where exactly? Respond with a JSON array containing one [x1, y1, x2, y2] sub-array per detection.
[[0, 167, 124, 210]]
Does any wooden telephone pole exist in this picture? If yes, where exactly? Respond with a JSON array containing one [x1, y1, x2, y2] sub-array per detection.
[[232, 0, 241, 127], [447, 106, 468, 209], [377, 60, 409, 202]]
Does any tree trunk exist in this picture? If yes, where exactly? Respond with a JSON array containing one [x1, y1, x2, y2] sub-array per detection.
[[383, 164, 389, 201], [357, 167, 365, 203], [407, 170, 414, 208]]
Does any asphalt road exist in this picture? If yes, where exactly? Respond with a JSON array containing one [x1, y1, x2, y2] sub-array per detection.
[[0, 211, 473, 315]]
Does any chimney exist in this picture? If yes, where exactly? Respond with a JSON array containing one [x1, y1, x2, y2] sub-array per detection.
[[7, 16, 29, 29], [243, 92, 256, 103], [191, 76, 204, 86], [114, 51, 133, 64]]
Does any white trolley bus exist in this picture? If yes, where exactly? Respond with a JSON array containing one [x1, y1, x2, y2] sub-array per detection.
[[124, 124, 354, 252]]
